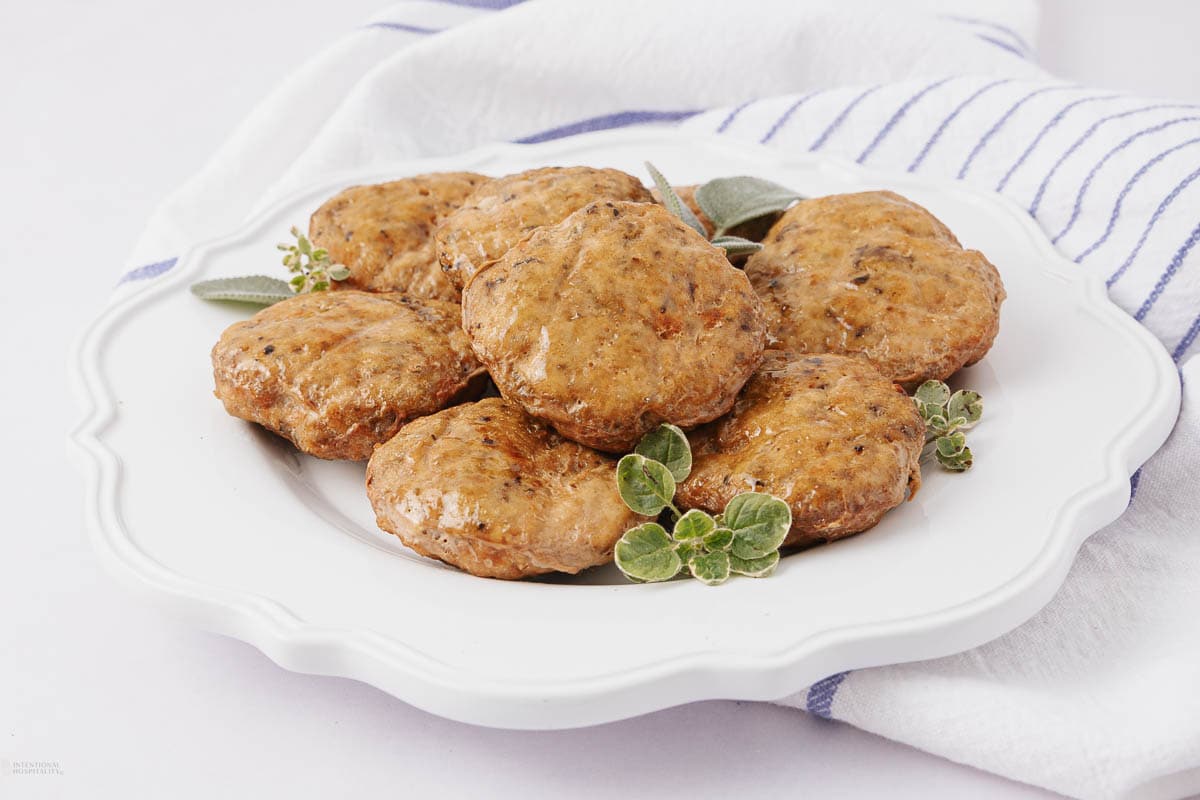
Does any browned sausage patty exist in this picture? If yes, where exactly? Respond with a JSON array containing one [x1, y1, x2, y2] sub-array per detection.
[[366, 398, 642, 579], [745, 191, 1005, 385], [676, 351, 924, 548], [211, 291, 485, 460], [462, 201, 767, 453], [309, 172, 488, 301], [434, 166, 653, 290]]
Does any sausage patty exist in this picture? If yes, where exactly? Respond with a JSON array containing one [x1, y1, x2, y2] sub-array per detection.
[[745, 191, 1005, 385], [462, 200, 767, 453], [309, 172, 488, 300], [366, 398, 642, 579], [676, 351, 924, 548], [434, 166, 653, 290], [211, 291, 485, 460]]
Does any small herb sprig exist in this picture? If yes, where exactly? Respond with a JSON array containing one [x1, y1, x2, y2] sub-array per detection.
[[613, 424, 792, 585], [912, 380, 984, 471], [190, 227, 350, 306], [645, 161, 803, 257]]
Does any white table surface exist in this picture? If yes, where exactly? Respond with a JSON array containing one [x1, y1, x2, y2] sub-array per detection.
[[4, 1, 1198, 797]]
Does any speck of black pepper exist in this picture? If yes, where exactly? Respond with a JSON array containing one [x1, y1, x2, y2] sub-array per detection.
[[476, 521, 487, 530], [851, 274, 869, 285], [480, 416, 492, 422], [854, 445, 865, 453], [263, 345, 275, 355], [481, 437, 496, 445]]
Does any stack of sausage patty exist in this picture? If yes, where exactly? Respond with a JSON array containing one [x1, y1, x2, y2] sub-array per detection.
[[210, 166, 1004, 579]]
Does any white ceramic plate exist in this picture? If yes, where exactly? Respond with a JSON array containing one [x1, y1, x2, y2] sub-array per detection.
[[71, 129, 1180, 730]]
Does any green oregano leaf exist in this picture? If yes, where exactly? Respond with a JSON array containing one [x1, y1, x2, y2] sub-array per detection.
[[724, 492, 792, 560], [614, 523, 682, 582], [729, 551, 780, 578], [645, 161, 707, 237], [634, 423, 692, 482], [702, 527, 734, 551], [946, 390, 983, 428], [688, 550, 731, 586], [710, 235, 764, 256], [913, 380, 951, 409], [673, 508, 716, 540], [694, 176, 802, 237], [936, 443, 973, 471], [616, 454, 676, 516], [190, 276, 295, 306]]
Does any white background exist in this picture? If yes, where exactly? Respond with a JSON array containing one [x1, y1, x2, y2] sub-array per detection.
[[4, 1, 1199, 797]]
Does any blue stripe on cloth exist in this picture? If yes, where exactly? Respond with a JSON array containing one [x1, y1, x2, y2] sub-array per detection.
[[1052, 116, 1200, 244], [1175, 311, 1200, 361], [805, 671, 849, 719], [1107, 164, 1200, 287], [118, 257, 178, 284], [908, 78, 1014, 172], [941, 15, 1032, 54], [1129, 467, 1143, 501], [366, 21, 443, 34], [811, 85, 882, 151], [716, 100, 753, 134], [1074, 137, 1200, 263], [1028, 102, 1199, 217], [759, 90, 825, 144], [1134, 220, 1200, 321], [512, 109, 704, 144], [975, 34, 1028, 59], [995, 93, 1123, 192], [431, 0, 524, 8], [958, 84, 1077, 179], [856, 77, 957, 164]]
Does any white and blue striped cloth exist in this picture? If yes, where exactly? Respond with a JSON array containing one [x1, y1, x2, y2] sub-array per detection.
[[117, 2, 1200, 797]]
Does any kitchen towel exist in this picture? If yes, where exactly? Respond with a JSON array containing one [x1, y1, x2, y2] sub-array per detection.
[[114, 2, 1200, 797]]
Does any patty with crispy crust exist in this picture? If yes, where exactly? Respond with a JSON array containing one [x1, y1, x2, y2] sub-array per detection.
[[676, 351, 924, 548], [434, 166, 653, 290], [211, 291, 485, 460], [366, 398, 642, 579], [462, 200, 767, 453], [309, 172, 488, 301], [745, 191, 1005, 385]]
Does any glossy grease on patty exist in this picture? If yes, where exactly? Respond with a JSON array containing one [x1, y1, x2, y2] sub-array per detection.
[[677, 351, 924, 548], [366, 398, 642, 579], [434, 166, 653, 289], [309, 172, 488, 300], [462, 200, 767, 452], [745, 191, 1005, 384], [211, 291, 485, 460]]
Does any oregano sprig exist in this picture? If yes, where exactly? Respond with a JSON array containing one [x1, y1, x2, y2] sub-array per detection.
[[912, 380, 984, 471], [190, 226, 351, 307], [613, 424, 792, 585]]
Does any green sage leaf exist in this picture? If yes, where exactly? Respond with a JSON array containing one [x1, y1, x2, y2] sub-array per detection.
[[634, 423, 692, 482], [614, 523, 682, 582], [645, 161, 707, 237], [190, 276, 295, 306], [710, 235, 764, 256], [724, 492, 792, 560], [616, 454, 676, 516], [729, 551, 780, 578], [674, 508, 716, 540], [688, 549, 731, 586], [702, 527, 734, 551], [694, 176, 802, 236], [946, 390, 983, 428]]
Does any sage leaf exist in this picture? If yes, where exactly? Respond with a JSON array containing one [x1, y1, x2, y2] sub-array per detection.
[[710, 235, 764, 257], [614, 523, 682, 582], [190, 276, 295, 306], [695, 176, 802, 236], [702, 527, 734, 551], [645, 161, 707, 237], [729, 551, 780, 578], [724, 492, 792, 560], [946, 390, 983, 428], [616, 454, 676, 516], [634, 423, 692, 482], [673, 508, 716, 541], [688, 550, 731, 586]]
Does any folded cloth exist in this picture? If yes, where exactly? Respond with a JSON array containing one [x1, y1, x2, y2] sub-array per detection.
[[115, 2, 1200, 797]]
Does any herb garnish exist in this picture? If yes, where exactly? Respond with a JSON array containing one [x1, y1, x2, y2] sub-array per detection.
[[613, 424, 792, 585], [190, 226, 350, 306], [912, 380, 984, 471], [646, 162, 803, 257]]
